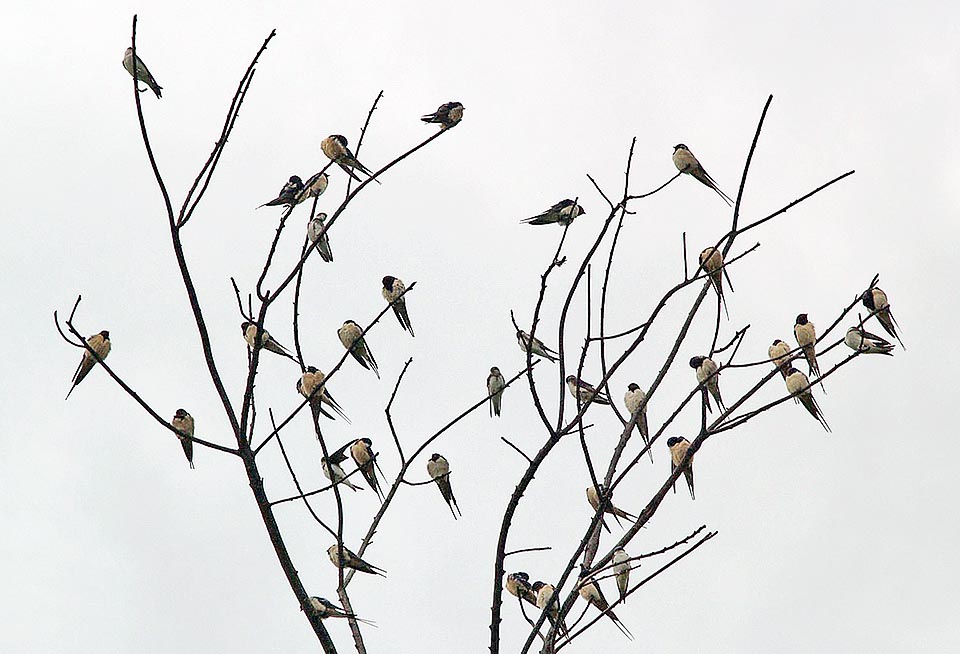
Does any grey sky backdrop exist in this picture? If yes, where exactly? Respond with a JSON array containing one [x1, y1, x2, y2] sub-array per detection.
[[2, 1, 958, 652]]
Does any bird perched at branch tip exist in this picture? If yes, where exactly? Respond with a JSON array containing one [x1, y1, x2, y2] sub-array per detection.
[[65, 330, 111, 400], [421, 101, 464, 129], [861, 287, 904, 349], [122, 47, 162, 98], [672, 143, 732, 205]]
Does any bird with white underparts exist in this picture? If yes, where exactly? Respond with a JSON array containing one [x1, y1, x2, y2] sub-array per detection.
[[171, 408, 195, 470], [487, 367, 506, 418], [667, 436, 696, 500], [321, 134, 380, 184], [672, 143, 733, 205], [122, 48, 162, 98], [844, 325, 895, 356], [382, 276, 414, 336], [427, 453, 461, 519], [690, 355, 725, 413], [861, 287, 905, 349], [785, 367, 831, 432], [516, 329, 559, 363], [327, 543, 386, 576], [338, 320, 380, 378], [65, 330, 111, 400]]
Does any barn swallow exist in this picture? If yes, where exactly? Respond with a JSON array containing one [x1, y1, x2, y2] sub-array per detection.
[[326, 543, 386, 576], [242, 321, 297, 362], [785, 367, 831, 432], [531, 581, 568, 637], [578, 573, 633, 639], [350, 438, 384, 500], [122, 48, 162, 98], [258, 175, 303, 208], [516, 330, 559, 363], [566, 375, 611, 406], [171, 408, 195, 470], [624, 383, 652, 461], [306, 596, 376, 626], [307, 212, 334, 263], [794, 314, 823, 385], [521, 199, 585, 226], [296, 172, 330, 205], [382, 276, 414, 336], [322, 441, 364, 491], [65, 330, 111, 400], [699, 246, 732, 319], [320, 135, 381, 184], [672, 143, 733, 206], [667, 436, 695, 500], [768, 339, 793, 379], [505, 572, 538, 606], [861, 287, 905, 348], [297, 366, 348, 422], [612, 548, 631, 603], [338, 320, 380, 378], [487, 367, 506, 417], [427, 453, 461, 519], [690, 356, 725, 413], [844, 326, 895, 356], [421, 101, 464, 129], [586, 484, 637, 532]]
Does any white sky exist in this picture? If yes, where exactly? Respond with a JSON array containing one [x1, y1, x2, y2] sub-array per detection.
[[2, 1, 958, 652]]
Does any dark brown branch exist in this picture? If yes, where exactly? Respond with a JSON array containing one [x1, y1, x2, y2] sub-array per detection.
[[500, 437, 533, 464], [385, 357, 414, 464]]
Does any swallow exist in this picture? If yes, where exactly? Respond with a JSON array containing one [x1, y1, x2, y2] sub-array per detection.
[[486, 366, 506, 417], [566, 375, 611, 406], [338, 320, 380, 378], [612, 548, 631, 603], [65, 330, 111, 400], [171, 408, 195, 470], [785, 367, 831, 432], [321, 135, 381, 185], [516, 329, 559, 363], [768, 339, 793, 379], [306, 212, 334, 263], [586, 484, 637, 532], [306, 596, 376, 626], [258, 175, 303, 208], [862, 287, 904, 348], [793, 313, 823, 383], [699, 246, 732, 319], [295, 172, 330, 205], [350, 438, 384, 500], [427, 453, 461, 519], [667, 436, 695, 500], [297, 366, 349, 423], [421, 101, 464, 129], [122, 47, 162, 98], [844, 325, 895, 356], [241, 321, 297, 362], [531, 581, 569, 637], [672, 143, 732, 206], [690, 356, 725, 413], [327, 543, 386, 576], [521, 199, 585, 226], [624, 383, 652, 462], [321, 441, 364, 491], [505, 572, 538, 606], [382, 276, 414, 336], [578, 573, 633, 639]]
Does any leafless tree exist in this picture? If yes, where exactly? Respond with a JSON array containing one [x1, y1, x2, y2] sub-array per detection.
[[55, 17, 896, 654]]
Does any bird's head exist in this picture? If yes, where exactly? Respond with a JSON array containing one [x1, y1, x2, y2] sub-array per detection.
[[689, 356, 705, 368], [100, 330, 110, 339], [666, 436, 681, 447], [382, 275, 396, 290], [796, 313, 809, 325], [565, 375, 577, 384], [627, 382, 640, 391], [673, 143, 688, 152], [174, 408, 189, 419]]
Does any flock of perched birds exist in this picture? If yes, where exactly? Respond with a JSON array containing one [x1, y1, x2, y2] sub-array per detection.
[[77, 47, 905, 632]]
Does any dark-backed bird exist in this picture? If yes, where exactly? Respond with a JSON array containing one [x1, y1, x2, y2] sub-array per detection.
[[699, 246, 732, 319], [505, 572, 538, 606], [427, 453, 461, 519], [578, 573, 633, 639], [307, 596, 375, 625], [66, 330, 111, 400], [566, 375, 611, 406], [672, 143, 732, 205], [322, 441, 363, 492], [327, 543, 386, 576], [667, 436, 695, 499], [382, 276, 414, 336], [307, 212, 334, 262], [690, 356, 725, 413], [321, 134, 380, 184], [793, 313, 822, 381], [351, 438, 384, 500], [338, 320, 380, 378], [242, 322, 297, 362], [122, 47, 162, 98], [171, 408, 195, 470], [296, 172, 329, 205], [517, 329, 559, 363], [421, 101, 464, 129], [521, 199, 585, 226], [297, 366, 348, 422], [862, 287, 904, 348], [532, 581, 568, 637], [768, 339, 793, 379], [487, 367, 506, 417], [785, 367, 831, 432], [844, 325, 895, 356], [624, 383, 652, 461], [586, 484, 637, 532], [258, 175, 303, 208]]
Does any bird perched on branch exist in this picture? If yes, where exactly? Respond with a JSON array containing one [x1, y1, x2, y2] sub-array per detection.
[[421, 101, 464, 129], [844, 325, 895, 356], [624, 383, 652, 461], [351, 438, 384, 500], [672, 143, 733, 205], [521, 199, 585, 226], [785, 367, 831, 432], [241, 322, 297, 362], [768, 339, 793, 379], [321, 442, 364, 492], [532, 581, 568, 637], [586, 484, 637, 531], [793, 314, 823, 383], [699, 246, 732, 319], [667, 436, 695, 500], [321, 134, 380, 184], [338, 320, 380, 378], [578, 573, 633, 639], [427, 453, 461, 519], [307, 212, 334, 262], [65, 330, 111, 400], [171, 409, 195, 470], [487, 367, 506, 417], [861, 287, 904, 348], [295, 172, 329, 205], [258, 175, 303, 208], [566, 375, 611, 406], [327, 543, 386, 576], [298, 366, 348, 422], [690, 356, 725, 413], [382, 276, 414, 336], [612, 548, 631, 603], [122, 47, 162, 98], [307, 596, 375, 626], [505, 572, 538, 606], [517, 329, 559, 363]]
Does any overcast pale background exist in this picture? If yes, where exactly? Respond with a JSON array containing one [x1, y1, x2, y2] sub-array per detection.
[[2, 1, 958, 652]]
